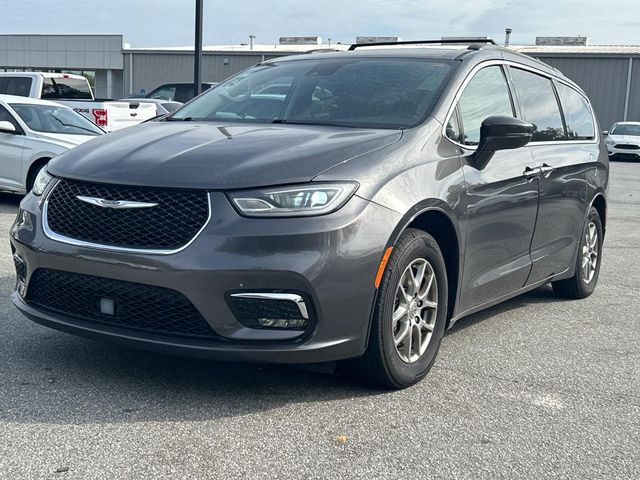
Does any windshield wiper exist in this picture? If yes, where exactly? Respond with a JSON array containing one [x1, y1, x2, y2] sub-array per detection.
[[51, 116, 99, 134]]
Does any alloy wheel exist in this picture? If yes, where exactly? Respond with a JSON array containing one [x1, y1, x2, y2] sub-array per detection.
[[582, 221, 598, 284], [392, 258, 438, 363]]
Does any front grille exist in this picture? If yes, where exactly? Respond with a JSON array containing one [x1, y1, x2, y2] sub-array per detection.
[[45, 179, 209, 251], [614, 144, 640, 150], [25, 269, 218, 339]]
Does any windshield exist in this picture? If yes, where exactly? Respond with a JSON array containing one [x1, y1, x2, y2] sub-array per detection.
[[170, 58, 454, 129], [11, 104, 104, 136], [611, 123, 640, 136]]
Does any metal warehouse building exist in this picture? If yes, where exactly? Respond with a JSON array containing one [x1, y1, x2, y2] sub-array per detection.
[[1, 33, 639, 128]]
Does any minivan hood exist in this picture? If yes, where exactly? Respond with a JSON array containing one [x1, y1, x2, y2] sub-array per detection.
[[49, 122, 402, 189]]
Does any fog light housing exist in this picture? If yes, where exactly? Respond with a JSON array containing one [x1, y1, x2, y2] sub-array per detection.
[[13, 254, 27, 297], [227, 292, 311, 330]]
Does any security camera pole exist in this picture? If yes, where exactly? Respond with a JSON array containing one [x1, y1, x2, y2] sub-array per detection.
[[194, 0, 203, 96]]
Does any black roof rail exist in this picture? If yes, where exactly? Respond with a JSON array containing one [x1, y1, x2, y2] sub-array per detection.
[[348, 38, 497, 51], [305, 48, 342, 54]]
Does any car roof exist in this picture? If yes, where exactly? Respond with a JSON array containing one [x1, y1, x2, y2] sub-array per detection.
[[0, 94, 72, 108], [613, 121, 640, 126]]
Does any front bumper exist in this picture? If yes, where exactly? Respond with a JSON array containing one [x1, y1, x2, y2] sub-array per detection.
[[607, 145, 640, 160], [11, 189, 401, 363]]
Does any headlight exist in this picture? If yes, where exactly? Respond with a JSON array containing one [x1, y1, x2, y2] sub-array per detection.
[[32, 168, 53, 196], [227, 182, 358, 217], [605, 138, 615, 145]]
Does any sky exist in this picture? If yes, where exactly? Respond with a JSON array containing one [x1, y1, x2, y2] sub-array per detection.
[[2, 0, 640, 47]]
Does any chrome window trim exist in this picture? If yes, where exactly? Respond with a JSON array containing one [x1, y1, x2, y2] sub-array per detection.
[[229, 292, 309, 319], [41, 179, 213, 255], [442, 59, 598, 150]]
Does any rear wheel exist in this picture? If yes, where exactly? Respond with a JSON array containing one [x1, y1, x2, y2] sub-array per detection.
[[552, 207, 603, 299], [358, 229, 448, 389]]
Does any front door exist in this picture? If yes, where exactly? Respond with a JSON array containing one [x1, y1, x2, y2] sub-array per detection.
[[447, 65, 540, 312]]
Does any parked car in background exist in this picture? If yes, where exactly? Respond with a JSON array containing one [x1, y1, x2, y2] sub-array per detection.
[[144, 82, 218, 103], [11, 40, 608, 389], [0, 72, 156, 132], [0, 95, 103, 193], [603, 121, 640, 161], [116, 98, 182, 117]]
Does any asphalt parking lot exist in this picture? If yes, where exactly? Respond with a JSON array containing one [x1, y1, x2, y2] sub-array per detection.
[[0, 162, 638, 480]]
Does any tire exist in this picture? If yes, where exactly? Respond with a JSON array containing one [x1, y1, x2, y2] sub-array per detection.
[[358, 228, 448, 389], [552, 206, 603, 299]]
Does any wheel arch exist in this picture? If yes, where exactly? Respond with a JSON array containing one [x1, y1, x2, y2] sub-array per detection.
[[25, 156, 52, 191], [375, 200, 464, 326], [590, 192, 607, 237]]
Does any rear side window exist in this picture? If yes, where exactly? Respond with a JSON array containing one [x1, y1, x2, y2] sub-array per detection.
[[175, 85, 195, 103], [510, 68, 565, 142], [556, 83, 595, 140], [41, 77, 92, 100], [456, 66, 514, 146], [0, 77, 33, 97]]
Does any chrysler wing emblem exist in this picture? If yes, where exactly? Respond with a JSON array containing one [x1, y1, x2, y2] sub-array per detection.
[[76, 195, 158, 209]]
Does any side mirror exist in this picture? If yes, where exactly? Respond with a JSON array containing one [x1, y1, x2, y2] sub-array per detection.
[[471, 116, 534, 170], [601, 130, 609, 136], [0, 121, 16, 134]]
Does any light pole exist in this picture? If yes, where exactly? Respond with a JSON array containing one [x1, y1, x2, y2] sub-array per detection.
[[194, 0, 203, 96]]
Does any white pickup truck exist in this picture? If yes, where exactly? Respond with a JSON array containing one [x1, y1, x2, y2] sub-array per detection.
[[0, 72, 157, 132]]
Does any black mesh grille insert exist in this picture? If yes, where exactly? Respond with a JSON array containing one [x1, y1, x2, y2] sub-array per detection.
[[13, 255, 26, 281], [615, 144, 640, 150], [45, 179, 209, 250], [26, 269, 218, 338]]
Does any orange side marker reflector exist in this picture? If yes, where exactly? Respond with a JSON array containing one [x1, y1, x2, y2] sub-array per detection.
[[374, 247, 394, 289]]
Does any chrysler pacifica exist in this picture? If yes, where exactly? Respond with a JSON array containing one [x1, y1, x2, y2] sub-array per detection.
[[11, 39, 608, 388]]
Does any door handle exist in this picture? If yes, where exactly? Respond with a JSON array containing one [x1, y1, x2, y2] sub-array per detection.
[[539, 163, 554, 177], [523, 166, 541, 178]]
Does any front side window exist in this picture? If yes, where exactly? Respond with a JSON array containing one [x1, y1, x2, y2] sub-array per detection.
[[11, 104, 103, 135], [0, 77, 33, 97], [456, 66, 514, 145], [171, 58, 455, 129], [0, 105, 21, 131], [556, 83, 594, 140], [510, 68, 565, 142]]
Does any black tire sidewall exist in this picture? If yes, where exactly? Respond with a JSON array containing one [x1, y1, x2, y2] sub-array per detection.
[[375, 230, 448, 387]]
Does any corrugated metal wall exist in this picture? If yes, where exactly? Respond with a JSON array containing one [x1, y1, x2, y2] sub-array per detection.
[[533, 55, 636, 129], [627, 59, 640, 122], [123, 52, 282, 96]]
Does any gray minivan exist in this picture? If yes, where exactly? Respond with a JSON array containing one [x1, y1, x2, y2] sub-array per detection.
[[11, 39, 608, 388]]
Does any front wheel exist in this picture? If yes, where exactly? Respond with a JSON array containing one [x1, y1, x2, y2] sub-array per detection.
[[358, 229, 448, 389], [552, 206, 603, 299]]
